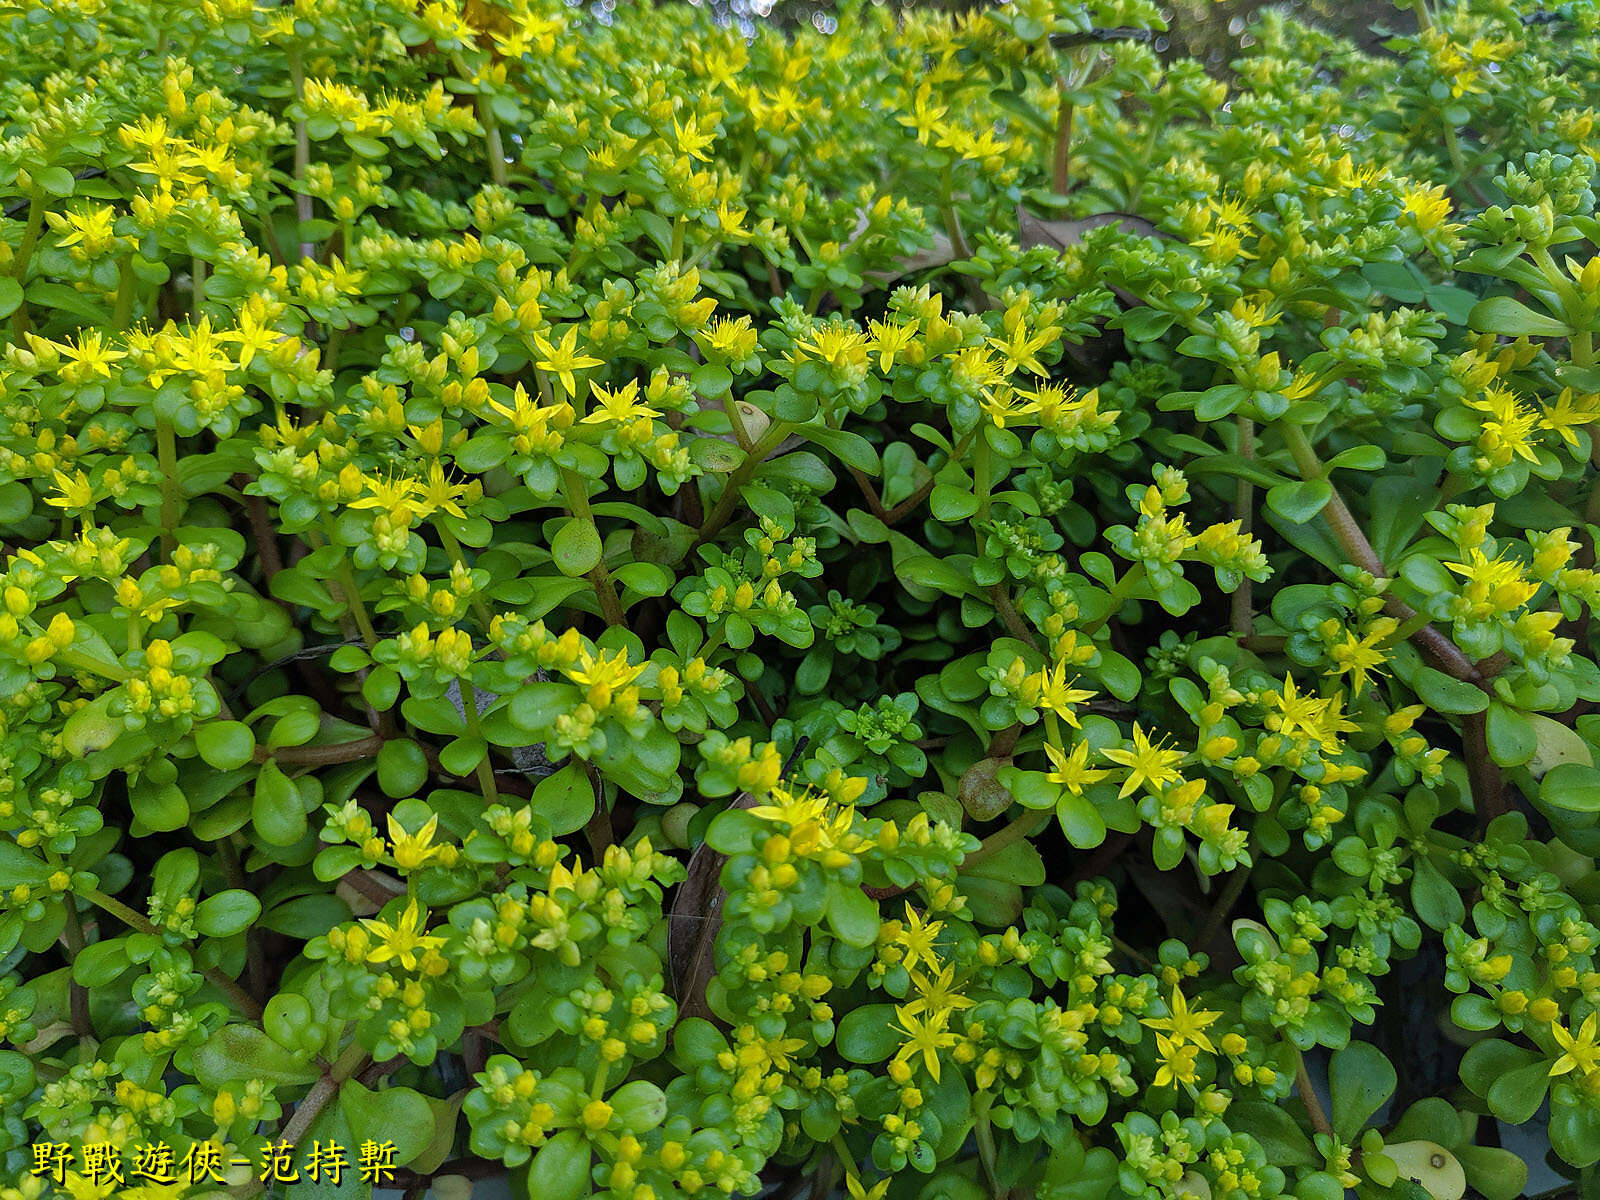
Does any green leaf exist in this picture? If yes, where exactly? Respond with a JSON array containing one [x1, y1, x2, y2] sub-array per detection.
[[1468, 294, 1571, 338], [836, 1003, 901, 1063], [1484, 702, 1536, 767], [1328, 1040, 1396, 1139], [551, 518, 602, 577], [1454, 1146, 1528, 1200], [195, 1024, 323, 1088], [340, 1079, 436, 1167], [531, 762, 596, 836], [1265, 479, 1333, 524], [802, 423, 880, 473], [1528, 713, 1594, 777], [0, 278, 22, 321], [1485, 1060, 1549, 1124], [196, 720, 257, 771], [608, 1079, 667, 1133], [1459, 1039, 1536, 1099], [36, 166, 76, 197], [253, 760, 308, 846], [525, 1128, 591, 1200], [1411, 668, 1488, 715], [73, 937, 131, 987], [1224, 1101, 1317, 1168], [0, 841, 48, 888], [930, 484, 979, 522], [1056, 793, 1107, 849], [377, 738, 429, 797], [1542, 763, 1600, 813], [826, 881, 881, 948], [194, 890, 262, 938]]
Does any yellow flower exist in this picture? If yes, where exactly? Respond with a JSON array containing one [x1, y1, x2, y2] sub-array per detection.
[[45, 469, 96, 512], [890, 902, 943, 975], [56, 330, 128, 380], [846, 1176, 890, 1200], [1044, 739, 1109, 796], [672, 114, 717, 163], [349, 473, 420, 518], [565, 646, 647, 709], [531, 326, 603, 397], [1141, 986, 1221, 1053], [1400, 181, 1455, 235], [1152, 1032, 1200, 1088], [218, 306, 283, 368], [1101, 725, 1185, 799], [891, 1007, 959, 1083], [1030, 660, 1095, 725], [1550, 1012, 1600, 1078], [414, 462, 472, 520], [387, 812, 445, 870], [900, 963, 974, 1019], [360, 900, 445, 971], [865, 317, 917, 372], [584, 379, 662, 426]]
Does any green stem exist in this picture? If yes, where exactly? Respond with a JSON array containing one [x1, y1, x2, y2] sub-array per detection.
[[1292, 1047, 1333, 1138], [1196, 866, 1251, 952], [191, 255, 206, 311], [558, 468, 626, 626], [156, 418, 179, 560], [459, 683, 499, 807], [333, 556, 378, 647], [1082, 562, 1146, 637], [112, 255, 136, 330], [973, 434, 993, 523], [962, 808, 1051, 870], [974, 1093, 1002, 1197], [1050, 79, 1073, 196], [60, 901, 94, 1038], [287, 45, 314, 259], [1231, 415, 1256, 638], [693, 420, 797, 547], [452, 53, 508, 188], [9, 191, 44, 337], [82, 887, 263, 1020], [437, 523, 496, 632], [219, 836, 268, 1003]]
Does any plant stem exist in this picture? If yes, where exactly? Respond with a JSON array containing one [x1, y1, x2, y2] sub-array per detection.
[[81, 887, 263, 1020], [60, 901, 94, 1038], [453, 52, 509, 188], [332, 556, 378, 647], [973, 434, 992, 523], [10, 191, 44, 337], [694, 420, 796, 547], [156, 417, 180, 560], [963, 808, 1051, 870], [219, 836, 269, 1002], [1292, 1047, 1333, 1138], [112, 255, 136, 330], [558, 467, 626, 626], [1231, 415, 1255, 638], [974, 1093, 1002, 1196], [191, 255, 206, 310], [1051, 79, 1073, 195], [1082, 562, 1146, 637], [437, 522, 496, 632], [287, 45, 314, 260], [1196, 866, 1250, 954], [1277, 421, 1504, 819], [459, 683, 499, 806]]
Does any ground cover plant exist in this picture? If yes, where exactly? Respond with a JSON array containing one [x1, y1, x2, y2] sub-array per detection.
[[3, 0, 1600, 1196]]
